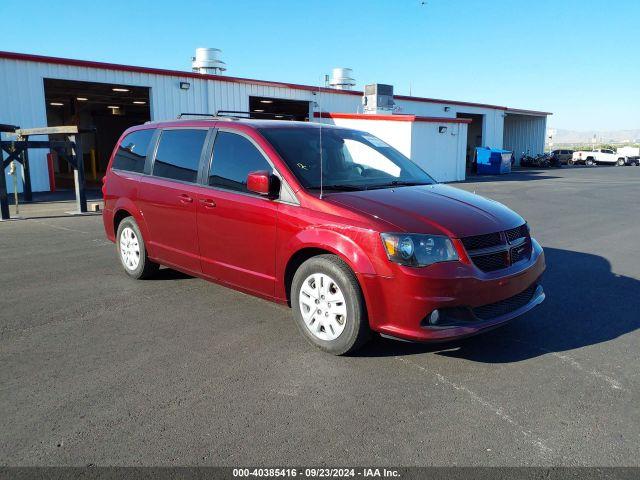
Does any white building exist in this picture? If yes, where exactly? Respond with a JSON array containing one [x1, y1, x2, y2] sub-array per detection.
[[0, 50, 551, 192]]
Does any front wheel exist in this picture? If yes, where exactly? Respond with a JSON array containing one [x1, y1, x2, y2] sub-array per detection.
[[116, 217, 159, 279], [567, 159, 574, 166], [291, 255, 371, 355], [585, 158, 595, 166]]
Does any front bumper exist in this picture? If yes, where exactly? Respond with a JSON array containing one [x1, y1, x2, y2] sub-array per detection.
[[360, 239, 546, 342]]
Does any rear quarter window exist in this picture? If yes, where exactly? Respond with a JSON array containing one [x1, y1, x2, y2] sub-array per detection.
[[112, 129, 155, 173]]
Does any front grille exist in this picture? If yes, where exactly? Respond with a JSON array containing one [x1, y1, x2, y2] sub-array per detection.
[[473, 284, 537, 320], [471, 251, 510, 272], [460, 232, 503, 251], [510, 241, 532, 264], [506, 224, 529, 243], [461, 223, 531, 273]]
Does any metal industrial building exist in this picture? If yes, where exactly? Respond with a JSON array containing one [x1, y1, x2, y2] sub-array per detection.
[[0, 50, 551, 193]]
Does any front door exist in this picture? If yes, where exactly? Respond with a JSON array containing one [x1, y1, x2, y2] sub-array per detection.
[[196, 129, 278, 297], [137, 128, 210, 273]]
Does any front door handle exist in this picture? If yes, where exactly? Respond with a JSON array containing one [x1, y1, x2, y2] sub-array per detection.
[[200, 198, 216, 208], [178, 193, 193, 204]]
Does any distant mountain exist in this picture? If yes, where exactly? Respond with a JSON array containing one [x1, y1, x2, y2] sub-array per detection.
[[548, 128, 640, 144]]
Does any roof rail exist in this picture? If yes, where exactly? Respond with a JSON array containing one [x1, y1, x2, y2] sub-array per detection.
[[176, 113, 217, 119], [216, 110, 297, 120]]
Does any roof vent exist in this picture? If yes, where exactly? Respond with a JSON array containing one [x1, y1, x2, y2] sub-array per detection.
[[192, 48, 227, 75], [329, 67, 355, 90]]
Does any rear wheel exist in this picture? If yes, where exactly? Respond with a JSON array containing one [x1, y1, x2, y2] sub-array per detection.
[[617, 158, 626, 166], [116, 217, 159, 279], [567, 159, 574, 166], [291, 254, 370, 355], [585, 158, 595, 166]]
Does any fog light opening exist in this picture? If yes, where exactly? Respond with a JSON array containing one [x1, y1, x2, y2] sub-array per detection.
[[429, 309, 441, 325]]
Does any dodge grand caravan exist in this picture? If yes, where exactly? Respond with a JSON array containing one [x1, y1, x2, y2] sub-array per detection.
[[102, 118, 545, 355]]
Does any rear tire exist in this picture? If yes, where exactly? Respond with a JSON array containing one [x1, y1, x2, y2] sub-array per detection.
[[567, 159, 574, 166], [116, 217, 159, 279], [585, 158, 595, 166], [617, 158, 626, 166], [291, 254, 371, 355]]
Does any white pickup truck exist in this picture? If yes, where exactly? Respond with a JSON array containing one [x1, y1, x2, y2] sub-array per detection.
[[571, 149, 627, 166]]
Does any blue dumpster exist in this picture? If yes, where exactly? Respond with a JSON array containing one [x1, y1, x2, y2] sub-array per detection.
[[475, 147, 512, 175]]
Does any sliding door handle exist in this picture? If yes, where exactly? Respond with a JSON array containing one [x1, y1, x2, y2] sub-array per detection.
[[200, 198, 216, 208]]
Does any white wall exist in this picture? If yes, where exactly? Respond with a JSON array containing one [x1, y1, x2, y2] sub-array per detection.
[[0, 58, 361, 193], [394, 98, 505, 149], [410, 122, 468, 182], [317, 116, 467, 182], [0, 56, 546, 192]]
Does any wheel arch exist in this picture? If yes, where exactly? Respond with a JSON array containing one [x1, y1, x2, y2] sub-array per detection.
[[112, 199, 156, 258], [280, 230, 379, 306]]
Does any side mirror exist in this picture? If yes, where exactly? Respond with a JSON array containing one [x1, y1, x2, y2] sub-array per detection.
[[247, 170, 279, 197]]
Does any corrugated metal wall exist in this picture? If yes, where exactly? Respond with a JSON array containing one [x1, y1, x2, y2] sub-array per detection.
[[0, 56, 547, 191], [0, 58, 361, 192], [502, 114, 547, 164]]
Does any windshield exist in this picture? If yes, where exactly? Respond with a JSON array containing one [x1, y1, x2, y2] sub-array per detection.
[[258, 126, 435, 191]]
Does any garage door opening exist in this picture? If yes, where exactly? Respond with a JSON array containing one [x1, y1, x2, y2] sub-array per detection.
[[503, 112, 547, 165], [44, 78, 150, 189], [457, 113, 484, 172], [249, 96, 310, 121]]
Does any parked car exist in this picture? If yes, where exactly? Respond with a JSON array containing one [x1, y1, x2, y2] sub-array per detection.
[[102, 118, 546, 355], [625, 156, 640, 166], [572, 149, 626, 166], [550, 149, 574, 165]]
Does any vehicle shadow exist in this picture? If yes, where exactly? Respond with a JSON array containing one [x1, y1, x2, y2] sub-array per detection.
[[458, 170, 562, 184], [148, 267, 193, 281], [355, 247, 640, 362]]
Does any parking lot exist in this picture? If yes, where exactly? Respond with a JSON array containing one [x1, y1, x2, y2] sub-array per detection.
[[1, 166, 639, 466]]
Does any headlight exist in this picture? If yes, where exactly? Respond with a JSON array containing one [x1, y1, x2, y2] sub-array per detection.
[[381, 233, 458, 267]]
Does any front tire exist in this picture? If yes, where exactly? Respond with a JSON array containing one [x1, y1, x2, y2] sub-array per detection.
[[291, 255, 371, 355], [116, 217, 159, 279], [585, 158, 595, 166]]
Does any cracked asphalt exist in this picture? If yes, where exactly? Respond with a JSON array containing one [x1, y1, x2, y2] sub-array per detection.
[[1, 166, 638, 466]]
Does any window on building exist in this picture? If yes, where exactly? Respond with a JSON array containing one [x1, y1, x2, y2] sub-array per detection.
[[112, 129, 155, 173], [209, 132, 272, 192], [152, 129, 208, 183]]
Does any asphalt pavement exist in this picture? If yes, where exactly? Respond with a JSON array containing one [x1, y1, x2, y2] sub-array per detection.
[[1, 166, 638, 466]]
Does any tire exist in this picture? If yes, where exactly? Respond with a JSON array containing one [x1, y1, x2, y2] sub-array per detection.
[[116, 216, 159, 279], [567, 159, 574, 166], [291, 254, 371, 355], [617, 158, 626, 166], [585, 158, 595, 166]]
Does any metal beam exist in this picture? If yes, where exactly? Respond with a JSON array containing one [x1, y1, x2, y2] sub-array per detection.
[[15, 126, 79, 136]]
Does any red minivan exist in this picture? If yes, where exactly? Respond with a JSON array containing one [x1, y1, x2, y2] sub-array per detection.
[[102, 118, 545, 354]]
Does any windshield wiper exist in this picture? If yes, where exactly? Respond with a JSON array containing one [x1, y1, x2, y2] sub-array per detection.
[[368, 180, 431, 189], [308, 184, 366, 192]]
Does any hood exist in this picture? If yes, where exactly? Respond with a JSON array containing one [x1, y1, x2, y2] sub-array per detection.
[[323, 184, 524, 238]]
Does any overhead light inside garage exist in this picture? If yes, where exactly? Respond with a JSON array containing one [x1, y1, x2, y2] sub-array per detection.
[[112, 87, 129, 92]]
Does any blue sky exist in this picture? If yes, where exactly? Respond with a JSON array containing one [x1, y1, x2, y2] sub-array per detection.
[[2, 0, 638, 131]]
